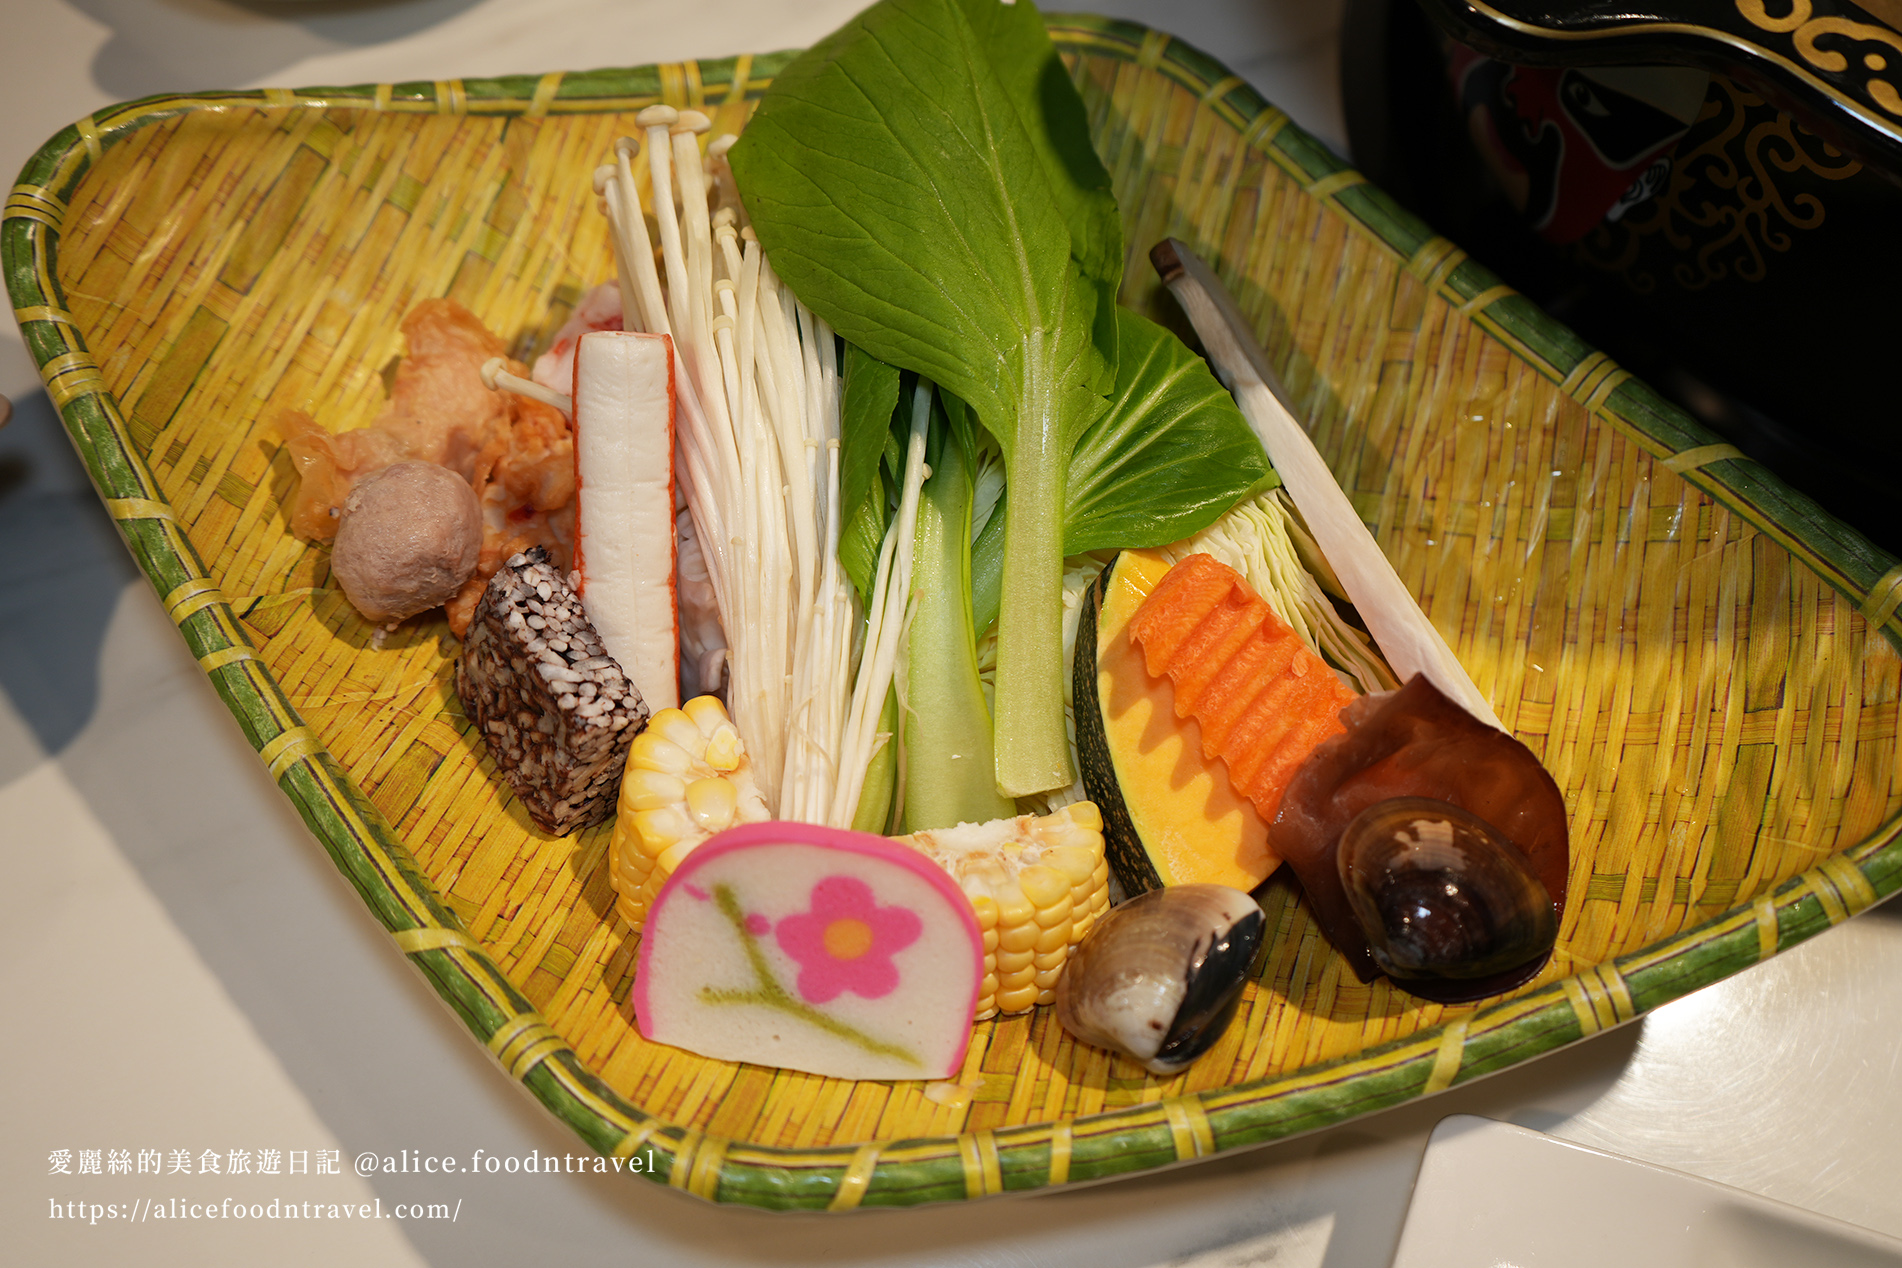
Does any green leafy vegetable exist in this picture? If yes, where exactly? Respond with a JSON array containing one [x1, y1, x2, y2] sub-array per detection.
[[971, 307, 1278, 631], [1066, 308, 1279, 550], [960, 0, 1123, 371], [733, 0, 1114, 796], [850, 687, 901, 833], [731, 0, 1271, 797], [839, 343, 903, 601]]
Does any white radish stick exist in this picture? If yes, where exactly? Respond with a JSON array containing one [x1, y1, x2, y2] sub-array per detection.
[[1151, 238, 1503, 730], [571, 330, 680, 712]]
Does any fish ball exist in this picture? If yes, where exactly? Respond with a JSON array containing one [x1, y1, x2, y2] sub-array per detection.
[[330, 460, 482, 624]]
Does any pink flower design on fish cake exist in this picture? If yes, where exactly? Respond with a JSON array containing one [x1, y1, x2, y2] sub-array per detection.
[[774, 876, 921, 1003]]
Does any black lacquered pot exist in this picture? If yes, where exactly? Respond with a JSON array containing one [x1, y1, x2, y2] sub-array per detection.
[[1344, 0, 1902, 552]]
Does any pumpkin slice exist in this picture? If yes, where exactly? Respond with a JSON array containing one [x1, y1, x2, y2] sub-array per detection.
[[1074, 550, 1277, 897]]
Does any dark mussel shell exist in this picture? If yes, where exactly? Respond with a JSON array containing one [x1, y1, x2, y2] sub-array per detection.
[[1054, 885, 1265, 1075], [1337, 796, 1557, 1000]]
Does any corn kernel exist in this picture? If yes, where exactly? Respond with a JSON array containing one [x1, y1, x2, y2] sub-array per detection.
[[1046, 845, 1099, 886], [630, 730, 695, 777], [1033, 924, 1070, 955], [683, 694, 729, 735], [703, 724, 742, 772], [623, 768, 687, 811], [893, 803, 1109, 1018], [996, 947, 1035, 975], [655, 837, 699, 874], [684, 776, 738, 832], [1063, 801, 1103, 831], [633, 806, 693, 853], [997, 922, 1040, 954], [650, 708, 704, 754], [1020, 865, 1070, 915], [1033, 896, 1073, 932], [996, 894, 1035, 931], [608, 695, 767, 933], [995, 983, 1038, 1014]]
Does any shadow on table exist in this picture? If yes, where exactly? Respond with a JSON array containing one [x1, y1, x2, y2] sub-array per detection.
[[0, 389, 135, 783], [69, 0, 483, 100]]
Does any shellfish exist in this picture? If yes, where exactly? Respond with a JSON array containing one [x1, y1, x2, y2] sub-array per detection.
[[1270, 675, 1570, 994], [1336, 796, 1557, 999], [1053, 884, 1264, 1075]]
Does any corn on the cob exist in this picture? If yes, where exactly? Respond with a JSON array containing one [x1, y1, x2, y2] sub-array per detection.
[[896, 802, 1111, 1019], [609, 694, 770, 930]]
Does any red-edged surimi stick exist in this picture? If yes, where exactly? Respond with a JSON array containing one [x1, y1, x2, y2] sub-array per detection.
[[572, 330, 681, 712]]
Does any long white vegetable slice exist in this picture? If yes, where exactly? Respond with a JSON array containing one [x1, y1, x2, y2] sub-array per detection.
[[573, 329, 680, 711], [1151, 239, 1502, 731]]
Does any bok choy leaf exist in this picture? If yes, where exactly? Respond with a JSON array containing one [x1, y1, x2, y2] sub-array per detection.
[[731, 0, 1271, 796], [971, 307, 1277, 631], [839, 343, 904, 602]]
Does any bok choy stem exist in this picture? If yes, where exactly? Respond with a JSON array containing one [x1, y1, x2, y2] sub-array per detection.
[[992, 351, 1074, 797], [901, 395, 1015, 831]]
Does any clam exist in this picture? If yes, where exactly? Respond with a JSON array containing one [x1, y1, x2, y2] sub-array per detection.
[[1336, 797, 1556, 991], [1054, 884, 1264, 1075]]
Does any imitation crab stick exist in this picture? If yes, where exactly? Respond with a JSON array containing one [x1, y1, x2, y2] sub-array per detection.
[[1127, 553, 1357, 823], [572, 329, 680, 712]]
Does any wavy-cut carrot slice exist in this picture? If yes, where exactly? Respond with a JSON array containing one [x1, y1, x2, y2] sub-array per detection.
[[1126, 553, 1358, 823]]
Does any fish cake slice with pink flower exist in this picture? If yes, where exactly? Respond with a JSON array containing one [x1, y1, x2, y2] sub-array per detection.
[[633, 823, 984, 1082]]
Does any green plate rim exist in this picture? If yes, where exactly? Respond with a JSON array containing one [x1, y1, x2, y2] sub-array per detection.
[[6, 11, 1901, 1212]]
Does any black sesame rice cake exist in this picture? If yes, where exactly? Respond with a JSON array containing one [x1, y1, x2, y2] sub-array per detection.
[[456, 547, 648, 835]]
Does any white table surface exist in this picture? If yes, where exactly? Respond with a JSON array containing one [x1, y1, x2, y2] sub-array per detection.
[[3, 2, 1899, 1265]]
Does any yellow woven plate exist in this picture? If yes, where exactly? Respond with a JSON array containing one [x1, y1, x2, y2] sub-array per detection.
[[8, 15, 1902, 1210]]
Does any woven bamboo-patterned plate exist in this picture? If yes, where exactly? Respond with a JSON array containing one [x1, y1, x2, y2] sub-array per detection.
[[8, 13, 1902, 1211]]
